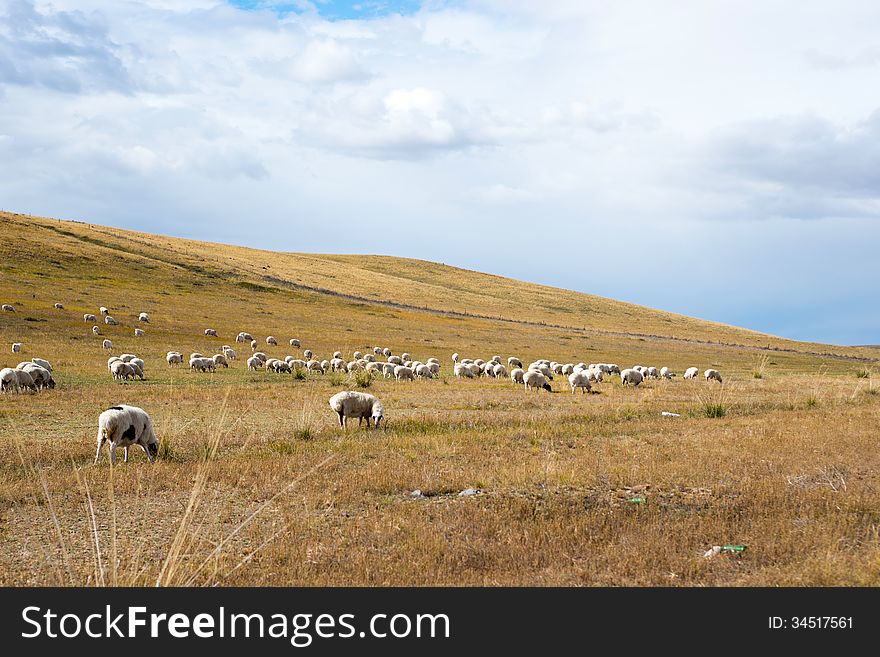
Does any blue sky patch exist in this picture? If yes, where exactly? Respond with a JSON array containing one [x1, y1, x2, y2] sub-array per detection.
[[228, 1, 424, 20]]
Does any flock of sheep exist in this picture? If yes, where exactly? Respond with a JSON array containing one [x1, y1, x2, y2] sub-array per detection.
[[2, 301, 725, 464]]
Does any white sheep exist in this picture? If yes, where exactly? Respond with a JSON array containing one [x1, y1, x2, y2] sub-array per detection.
[[250, 339, 258, 351], [646, 366, 659, 379], [388, 355, 403, 366], [102, 339, 113, 350], [110, 360, 134, 381], [138, 312, 150, 323], [454, 363, 475, 379], [93, 326, 100, 335], [205, 329, 218, 337], [104, 315, 118, 325], [266, 336, 278, 345], [2, 304, 15, 312], [54, 303, 64, 310], [493, 363, 507, 378], [17, 362, 54, 389], [353, 351, 363, 360], [660, 367, 674, 379], [0, 367, 20, 393], [94, 405, 158, 465], [510, 368, 525, 384], [307, 359, 324, 373], [383, 348, 392, 357], [128, 362, 145, 380], [684, 367, 699, 380], [134, 328, 145, 337], [166, 352, 183, 367], [30, 357, 52, 372], [569, 370, 592, 394], [303, 349, 313, 360], [247, 356, 263, 370], [12, 342, 22, 353], [414, 363, 432, 379], [523, 370, 552, 392], [212, 353, 229, 368], [381, 362, 396, 378], [223, 347, 237, 360], [84, 313, 97, 322], [620, 368, 644, 386], [13, 368, 37, 392], [373, 347, 382, 355], [705, 369, 723, 383], [100, 307, 109, 316], [329, 391, 384, 430], [290, 338, 301, 347]]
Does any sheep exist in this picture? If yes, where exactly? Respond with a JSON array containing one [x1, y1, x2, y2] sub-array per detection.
[[247, 356, 263, 371], [212, 354, 229, 368], [507, 357, 523, 369], [388, 355, 403, 366], [250, 339, 258, 351], [0, 367, 20, 393], [684, 367, 699, 380], [94, 405, 159, 465], [644, 366, 658, 379], [138, 312, 150, 323], [620, 368, 644, 386], [54, 303, 64, 310], [129, 362, 145, 380], [21, 363, 55, 389], [12, 342, 22, 353], [373, 347, 382, 355], [13, 369, 37, 392], [510, 368, 525, 384], [134, 328, 145, 337], [104, 315, 118, 326], [394, 365, 414, 381], [587, 368, 604, 383], [482, 362, 496, 377], [271, 360, 292, 374], [328, 391, 384, 430], [190, 357, 215, 373], [365, 361, 382, 374], [2, 304, 15, 312], [102, 339, 113, 350], [84, 313, 97, 322], [454, 363, 475, 379], [108, 356, 122, 370], [251, 351, 267, 363], [383, 348, 392, 357], [401, 352, 411, 361], [290, 338, 301, 347], [364, 354, 376, 363], [528, 363, 554, 380], [266, 336, 278, 346], [523, 370, 552, 392], [130, 357, 145, 372], [120, 354, 137, 362], [321, 359, 331, 372], [166, 352, 183, 367], [223, 347, 237, 360], [307, 360, 324, 373], [289, 359, 306, 370], [205, 329, 218, 337], [189, 352, 203, 361], [705, 369, 723, 383], [93, 326, 101, 335], [493, 363, 507, 378], [100, 307, 109, 316], [30, 357, 52, 372], [381, 362, 396, 378], [111, 361, 134, 381], [353, 351, 363, 360], [660, 367, 674, 379], [329, 358, 346, 372], [303, 349, 313, 360], [568, 370, 592, 394]]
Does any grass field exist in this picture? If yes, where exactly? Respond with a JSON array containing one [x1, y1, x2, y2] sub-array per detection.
[[1, 211, 878, 586]]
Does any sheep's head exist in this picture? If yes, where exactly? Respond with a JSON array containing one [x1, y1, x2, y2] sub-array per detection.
[[146, 438, 159, 460], [542, 383, 552, 392], [371, 402, 385, 428]]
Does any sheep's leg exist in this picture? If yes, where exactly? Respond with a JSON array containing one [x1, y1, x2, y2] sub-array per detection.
[[366, 417, 372, 429], [123, 446, 129, 463], [337, 411, 344, 428], [109, 443, 118, 466], [142, 444, 155, 463], [94, 436, 104, 464]]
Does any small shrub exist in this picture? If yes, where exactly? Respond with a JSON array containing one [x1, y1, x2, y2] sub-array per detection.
[[856, 368, 871, 379], [328, 372, 345, 387], [158, 436, 175, 460], [703, 402, 726, 418], [752, 371, 763, 379], [806, 394, 818, 408], [354, 369, 373, 388], [292, 368, 307, 380]]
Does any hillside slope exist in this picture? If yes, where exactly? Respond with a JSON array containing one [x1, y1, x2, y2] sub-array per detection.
[[0, 211, 870, 359]]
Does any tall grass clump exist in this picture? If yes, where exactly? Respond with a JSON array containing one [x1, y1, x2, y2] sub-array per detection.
[[856, 368, 871, 379], [328, 371, 345, 387], [354, 369, 373, 388], [753, 354, 769, 379], [292, 368, 307, 380]]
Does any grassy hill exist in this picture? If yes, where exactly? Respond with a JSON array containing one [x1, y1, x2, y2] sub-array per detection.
[[1, 210, 878, 587]]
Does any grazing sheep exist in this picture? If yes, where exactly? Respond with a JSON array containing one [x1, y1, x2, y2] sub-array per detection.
[[104, 316, 118, 326], [102, 339, 113, 350], [290, 339, 301, 347], [568, 370, 592, 394], [620, 368, 644, 386], [528, 363, 554, 380], [247, 356, 263, 371], [84, 313, 97, 322], [253, 352, 267, 363], [212, 354, 229, 368], [507, 357, 523, 369], [646, 367, 659, 379], [130, 357, 145, 371], [363, 354, 376, 362], [271, 360, 292, 373], [333, 351, 343, 359], [454, 363, 475, 379], [684, 367, 699, 380], [303, 349, 313, 360], [307, 359, 324, 373], [54, 303, 64, 309], [134, 328, 145, 337], [250, 339, 258, 351], [388, 355, 403, 366], [2, 304, 15, 312], [12, 342, 22, 353], [128, 362, 145, 380], [353, 351, 363, 360], [1, 367, 20, 393], [705, 369, 723, 383], [329, 391, 384, 430], [373, 347, 382, 355], [365, 361, 382, 374], [205, 329, 218, 337], [166, 352, 183, 366], [120, 354, 138, 362], [138, 312, 150, 323], [13, 369, 37, 392], [111, 361, 134, 381], [223, 347, 237, 361], [660, 367, 674, 379], [394, 365, 414, 382], [401, 352, 411, 361], [108, 356, 122, 370], [94, 405, 158, 465], [100, 307, 109, 316], [321, 359, 331, 372], [523, 370, 552, 392], [21, 364, 54, 389], [190, 357, 215, 373], [381, 362, 396, 378], [266, 336, 277, 346], [93, 326, 101, 335], [383, 348, 392, 357], [510, 368, 525, 384], [30, 357, 52, 372]]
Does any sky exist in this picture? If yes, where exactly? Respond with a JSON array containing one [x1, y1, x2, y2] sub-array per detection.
[[0, 1, 878, 345]]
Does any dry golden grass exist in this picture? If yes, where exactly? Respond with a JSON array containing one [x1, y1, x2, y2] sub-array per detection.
[[0, 212, 878, 586]]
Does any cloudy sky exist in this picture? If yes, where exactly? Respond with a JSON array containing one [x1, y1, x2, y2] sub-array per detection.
[[1, 0, 878, 345]]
